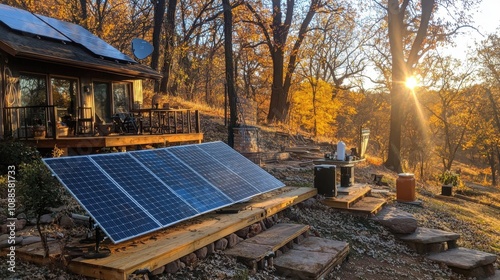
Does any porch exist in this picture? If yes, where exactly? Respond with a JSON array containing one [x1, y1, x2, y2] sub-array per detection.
[[2, 105, 203, 154]]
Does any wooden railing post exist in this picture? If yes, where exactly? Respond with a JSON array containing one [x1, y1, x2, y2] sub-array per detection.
[[195, 110, 200, 133]]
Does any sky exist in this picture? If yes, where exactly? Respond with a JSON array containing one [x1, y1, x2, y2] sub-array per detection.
[[440, 0, 500, 59]]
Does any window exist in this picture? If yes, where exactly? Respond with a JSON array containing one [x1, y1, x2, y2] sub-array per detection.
[[113, 83, 131, 114], [19, 73, 47, 106], [94, 82, 111, 123], [94, 82, 132, 123], [51, 77, 78, 119]]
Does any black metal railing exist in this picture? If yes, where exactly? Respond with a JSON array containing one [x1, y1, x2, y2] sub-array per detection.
[[3, 105, 58, 140]]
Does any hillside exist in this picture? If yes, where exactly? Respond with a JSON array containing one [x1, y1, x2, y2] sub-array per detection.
[[0, 106, 499, 280]]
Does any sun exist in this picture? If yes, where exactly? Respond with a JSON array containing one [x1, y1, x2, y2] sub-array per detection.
[[406, 76, 418, 90]]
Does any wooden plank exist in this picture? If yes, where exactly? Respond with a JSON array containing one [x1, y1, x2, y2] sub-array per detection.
[[68, 187, 316, 280], [348, 197, 386, 214], [321, 185, 371, 209], [274, 237, 349, 279], [225, 224, 309, 261]]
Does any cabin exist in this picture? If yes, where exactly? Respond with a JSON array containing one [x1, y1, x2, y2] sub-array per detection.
[[0, 4, 202, 155]]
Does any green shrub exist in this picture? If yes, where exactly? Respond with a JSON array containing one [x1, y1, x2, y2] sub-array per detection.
[[437, 170, 460, 186], [0, 140, 39, 170]]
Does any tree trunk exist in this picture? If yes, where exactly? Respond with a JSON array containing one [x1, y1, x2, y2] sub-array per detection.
[[159, 0, 178, 94], [79, 0, 88, 28], [36, 214, 49, 258], [151, 0, 166, 92], [223, 0, 237, 147]]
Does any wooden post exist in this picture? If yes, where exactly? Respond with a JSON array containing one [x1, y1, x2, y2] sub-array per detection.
[[195, 110, 200, 133]]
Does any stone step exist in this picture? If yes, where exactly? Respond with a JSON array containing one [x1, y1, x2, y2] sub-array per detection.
[[224, 223, 309, 270], [428, 247, 497, 278], [274, 236, 349, 279], [398, 227, 460, 254]]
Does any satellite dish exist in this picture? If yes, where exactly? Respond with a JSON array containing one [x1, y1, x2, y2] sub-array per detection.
[[131, 38, 154, 60]]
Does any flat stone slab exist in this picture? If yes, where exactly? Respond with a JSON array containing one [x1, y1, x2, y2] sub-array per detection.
[[399, 227, 460, 244], [428, 248, 497, 270], [372, 206, 417, 233], [274, 237, 349, 279]]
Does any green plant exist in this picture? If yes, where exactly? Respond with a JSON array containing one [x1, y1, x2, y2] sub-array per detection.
[[0, 140, 40, 170], [437, 170, 460, 186], [18, 160, 63, 257]]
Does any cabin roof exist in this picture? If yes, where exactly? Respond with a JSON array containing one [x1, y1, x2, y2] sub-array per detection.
[[0, 15, 160, 80]]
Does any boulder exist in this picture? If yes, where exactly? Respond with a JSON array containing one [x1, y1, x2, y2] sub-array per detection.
[[225, 233, 242, 248], [165, 260, 181, 274], [206, 242, 215, 255], [39, 214, 54, 224], [235, 227, 249, 239], [372, 206, 418, 234], [249, 223, 263, 238], [195, 246, 208, 259], [214, 238, 228, 251], [180, 252, 197, 266], [0, 236, 22, 248], [151, 265, 165, 275], [59, 215, 75, 228]]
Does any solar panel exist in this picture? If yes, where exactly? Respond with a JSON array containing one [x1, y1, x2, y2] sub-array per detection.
[[168, 145, 261, 202], [200, 142, 285, 192], [43, 141, 285, 243], [43, 157, 160, 243], [0, 4, 70, 42], [130, 150, 232, 213], [35, 14, 136, 63], [91, 153, 198, 225]]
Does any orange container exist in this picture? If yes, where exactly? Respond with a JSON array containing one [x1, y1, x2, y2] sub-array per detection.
[[396, 173, 415, 202]]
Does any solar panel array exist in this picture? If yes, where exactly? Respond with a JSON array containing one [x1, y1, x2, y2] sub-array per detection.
[[0, 4, 135, 63], [43, 141, 284, 243]]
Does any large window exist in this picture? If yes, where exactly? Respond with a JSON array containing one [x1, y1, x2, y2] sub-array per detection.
[[94, 82, 132, 123], [51, 77, 77, 119], [19, 73, 47, 106]]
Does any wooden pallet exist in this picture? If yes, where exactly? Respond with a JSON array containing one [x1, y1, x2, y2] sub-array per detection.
[[321, 184, 371, 209], [225, 223, 309, 267], [62, 187, 317, 280], [348, 196, 387, 215]]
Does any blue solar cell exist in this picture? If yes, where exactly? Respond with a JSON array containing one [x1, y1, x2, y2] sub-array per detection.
[[35, 14, 136, 63], [200, 142, 284, 192], [43, 156, 160, 243], [0, 4, 69, 42], [131, 150, 232, 213], [91, 153, 198, 226], [168, 145, 261, 202]]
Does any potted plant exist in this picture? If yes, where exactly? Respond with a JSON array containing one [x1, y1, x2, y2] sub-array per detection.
[[32, 118, 46, 139], [437, 170, 459, 196]]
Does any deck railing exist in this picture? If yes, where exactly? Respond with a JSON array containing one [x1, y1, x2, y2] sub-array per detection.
[[3, 105, 58, 140], [3, 105, 201, 140]]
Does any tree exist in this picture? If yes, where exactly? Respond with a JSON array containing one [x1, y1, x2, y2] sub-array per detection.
[[19, 160, 63, 257], [245, 0, 327, 123], [377, 0, 480, 173], [223, 0, 237, 147]]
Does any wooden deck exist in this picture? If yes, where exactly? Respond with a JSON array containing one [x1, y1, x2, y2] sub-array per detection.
[[24, 133, 203, 152], [57, 187, 317, 279]]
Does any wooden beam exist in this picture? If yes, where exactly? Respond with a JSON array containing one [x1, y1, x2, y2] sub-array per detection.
[[68, 187, 316, 279]]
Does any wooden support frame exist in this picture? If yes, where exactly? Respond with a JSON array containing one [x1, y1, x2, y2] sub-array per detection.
[[65, 187, 317, 280]]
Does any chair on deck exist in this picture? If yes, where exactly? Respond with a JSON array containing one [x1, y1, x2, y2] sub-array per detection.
[[76, 107, 93, 135], [112, 113, 138, 134]]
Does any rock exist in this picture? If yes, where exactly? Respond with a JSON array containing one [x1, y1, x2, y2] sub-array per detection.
[[206, 242, 215, 255], [39, 214, 54, 224], [151, 265, 165, 275], [214, 238, 228, 251], [275, 249, 283, 257], [225, 233, 240, 248], [15, 219, 27, 231], [0, 234, 9, 242], [59, 215, 75, 228], [0, 236, 22, 248], [0, 214, 6, 223], [372, 206, 418, 234], [263, 217, 274, 229], [249, 223, 262, 238], [259, 220, 267, 231], [165, 260, 181, 274], [195, 247, 208, 259], [235, 226, 249, 239], [180, 252, 197, 266], [22, 236, 42, 246], [16, 213, 26, 220]]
